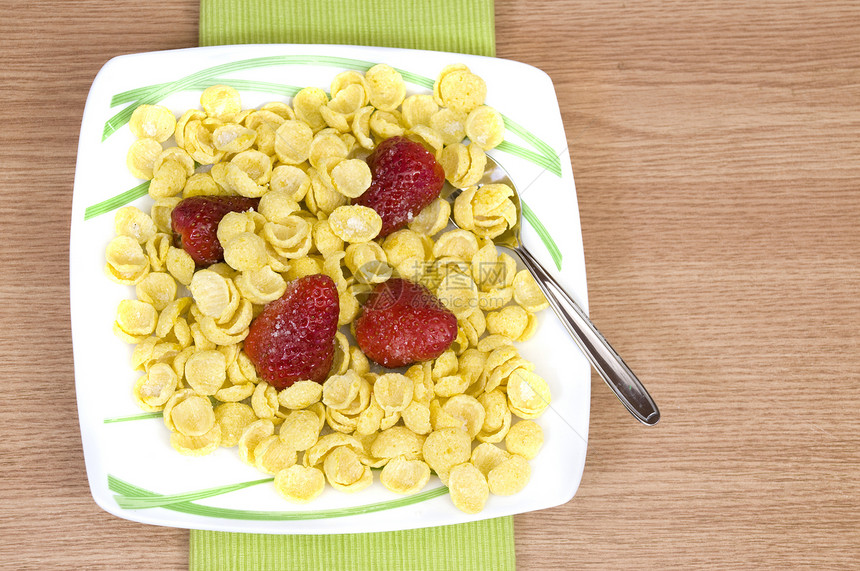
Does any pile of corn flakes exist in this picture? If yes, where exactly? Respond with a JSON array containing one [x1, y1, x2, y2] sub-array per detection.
[[106, 63, 551, 514]]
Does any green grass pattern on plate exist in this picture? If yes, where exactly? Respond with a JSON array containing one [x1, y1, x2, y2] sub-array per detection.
[[108, 474, 450, 521], [103, 411, 163, 424], [84, 181, 149, 220]]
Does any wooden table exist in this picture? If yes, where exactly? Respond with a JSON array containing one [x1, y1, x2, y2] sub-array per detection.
[[2, 1, 859, 568]]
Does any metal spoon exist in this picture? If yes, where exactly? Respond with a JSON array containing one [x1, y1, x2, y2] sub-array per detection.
[[444, 157, 660, 426]]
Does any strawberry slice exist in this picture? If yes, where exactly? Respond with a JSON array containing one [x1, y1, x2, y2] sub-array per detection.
[[354, 278, 458, 368], [353, 136, 445, 237], [171, 195, 260, 266], [244, 274, 340, 389]]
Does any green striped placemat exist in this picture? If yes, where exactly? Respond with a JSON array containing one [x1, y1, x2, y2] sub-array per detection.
[[191, 1, 511, 569]]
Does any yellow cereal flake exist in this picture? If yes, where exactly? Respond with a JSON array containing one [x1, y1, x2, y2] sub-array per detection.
[[505, 420, 544, 460], [201, 85, 242, 121], [293, 87, 329, 132], [279, 409, 323, 451], [470, 442, 510, 477], [274, 465, 326, 503], [133, 272, 175, 311], [442, 394, 486, 438], [115, 299, 157, 340], [370, 426, 425, 461], [401, 401, 432, 435], [369, 109, 405, 139], [188, 269, 231, 318], [165, 247, 195, 285], [223, 232, 268, 272], [129, 104, 176, 142], [507, 368, 551, 419], [512, 269, 549, 312], [380, 457, 431, 495], [170, 394, 216, 437], [433, 229, 479, 261], [149, 159, 188, 199], [365, 64, 406, 112], [214, 402, 257, 447], [487, 454, 531, 496], [276, 380, 323, 410], [184, 349, 227, 395], [132, 363, 177, 411], [235, 266, 287, 305], [429, 108, 467, 146], [329, 159, 372, 199], [274, 120, 314, 164], [325, 205, 380, 244], [255, 434, 298, 475], [323, 446, 373, 492], [252, 381, 280, 420], [437, 68, 487, 114], [408, 197, 451, 237], [464, 105, 505, 150], [238, 419, 276, 466], [170, 424, 222, 456], [401, 94, 439, 128], [323, 370, 362, 411], [126, 137, 163, 179], [422, 427, 471, 479], [435, 272, 479, 319], [114, 206, 157, 244], [486, 305, 530, 340], [453, 183, 517, 239], [212, 123, 257, 153], [447, 462, 489, 514]]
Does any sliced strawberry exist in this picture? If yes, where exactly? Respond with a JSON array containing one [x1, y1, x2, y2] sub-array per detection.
[[354, 278, 458, 368], [244, 274, 340, 390], [171, 195, 260, 266], [353, 136, 445, 237]]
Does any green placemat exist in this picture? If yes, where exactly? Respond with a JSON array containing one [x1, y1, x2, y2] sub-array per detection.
[[199, 0, 495, 56], [192, 1, 510, 570]]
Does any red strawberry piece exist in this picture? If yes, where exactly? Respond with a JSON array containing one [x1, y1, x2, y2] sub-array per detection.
[[354, 278, 458, 368], [171, 195, 260, 266], [244, 274, 340, 390], [353, 136, 445, 237]]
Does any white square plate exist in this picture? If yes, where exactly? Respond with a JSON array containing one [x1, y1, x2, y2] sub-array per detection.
[[70, 44, 590, 534]]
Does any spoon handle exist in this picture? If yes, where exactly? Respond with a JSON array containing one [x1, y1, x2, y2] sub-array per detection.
[[515, 245, 660, 425]]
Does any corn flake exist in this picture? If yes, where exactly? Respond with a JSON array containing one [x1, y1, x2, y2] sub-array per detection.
[[279, 409, 322, 451], [505, 420, 544, 460], [184, 349, 227, 395], [127, 137, 163, 180], [470, 442, 510, 477], [170, 394, 216, 437], [422, 427, 471, 479], [129, 104, 176, 142], [447, 462, 489, 514], [214, 402, 257, 447], [487, 454, 531, 496], [238, 419, 275, 465], [464, 105, 505, 150], [380, 457, 431, 495], [274, 465, 326, 503], [327, 205, 382, 243], [506, 368, 551, 419], [255, 434, 298, 475], [370, 426, 425, 460], [170, 424, 221, 456], [365, 64, 406, 112]]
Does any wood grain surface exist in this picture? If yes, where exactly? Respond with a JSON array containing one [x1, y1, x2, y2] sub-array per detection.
[[2, 1, 859, 569]]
